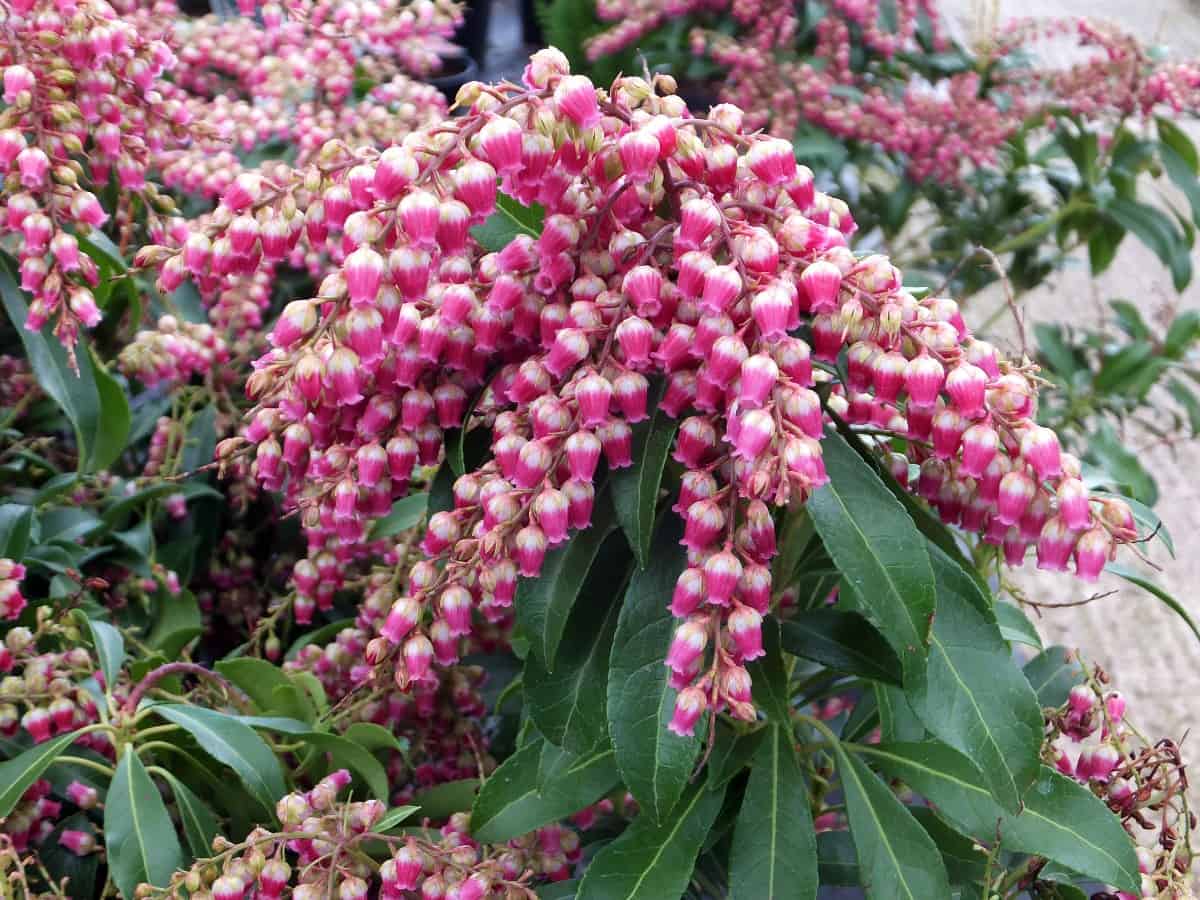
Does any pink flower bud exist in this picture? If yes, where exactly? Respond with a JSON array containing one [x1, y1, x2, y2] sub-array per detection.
[[1056, 477, 1092, 531], [58, 830, 95, 857], [619, 130, 660, 183], [1036, 516, 1076, 572], [800, 260, 842, 314], [223, 173, 262, 213], [345, 246, 384, 306], [613, 371, 649, 422], [668, 686, 707, 737], [514, 524, 548, 576], [703, 550, 743, 606], [731, 408, 775, 460], [3, 65, 34, 104], [751, 283, 794, 341], [564, 478, 595, 529], [1073, 527, 1111, 582], [479, 116, 524, 173], [727, 604, 765, 661], [1020, 426, 1062, 479], [747, 137, 796, 185], [576, 371, 613, 427], [16, 147, 48, 189], [545, 327, 590, 378], [700, 264, 742, 315], [739, 354, 780, 408], [683, 499, 725, 551], [400, 190, 440, 248], [553, 75, 600, 128], [665, 618, 708, 674], [945, 364, 989, 418], [905, 354, 945, 407], [374, 147, 418, 200], [959, 422, 998, 478], [671, 567, 705, 617]]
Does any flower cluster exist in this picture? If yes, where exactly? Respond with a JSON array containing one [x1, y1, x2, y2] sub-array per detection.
[[587, 2, 1200, 185], [148, 770, 579, 899], [0, 559, 26, 621], [0, 0, 190, 349], [119, 314, 230, 389], [1045, 666, 1193, 899], [144, 50, 1142, 738]]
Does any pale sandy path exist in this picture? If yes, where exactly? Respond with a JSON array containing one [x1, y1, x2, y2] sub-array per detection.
[[941, 0, 1200, 765]]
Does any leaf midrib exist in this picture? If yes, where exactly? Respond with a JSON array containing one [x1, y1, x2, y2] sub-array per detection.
[[839, 751, 918, 900], [621, 787, 703, 899]]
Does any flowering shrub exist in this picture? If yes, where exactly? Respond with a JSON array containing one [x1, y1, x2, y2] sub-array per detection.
[[0, 1, 1194, 894], [560, 1, 1200, 494]]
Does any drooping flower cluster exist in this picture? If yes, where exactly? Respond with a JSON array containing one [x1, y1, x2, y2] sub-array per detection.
[[118, 314, 230, 388], [0, 0, 191, 348], [0, 559, 26, 621], [147, 770, 580, 899], [147, 49, 1141, 738]]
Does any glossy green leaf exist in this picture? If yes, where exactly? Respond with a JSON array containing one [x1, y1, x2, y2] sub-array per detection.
[[1159, 143, 1200, 228], [1105, 197, 1191, 291], [905, 574, 1042, 812], [0, 262, 131, 472], [152, 704, 287, 811], [367, 492, 430, 541], [607, 519, 702, 822], [610, 387, 678, 569], [994, 602, 1042, 649], [746, 617, 792, 723], [105, 748, 184, 898], [216, 657, 315, 721], [807, 432, 934, 678], [524, 533, 626, 753], [1164, 310, 1200, 358], [344, 721, 408, 755], [1023, 646, 1085, 708], [816, 830, 859, 886], [0, 504, 34, 559], [518, 489, 618, 670], [909, 807, 989, 889], [471, 739, 619, 843], [1107, 563, 1200, 644], [73, 613, 125, 691], [779, 608, 902, 684], [576, 782, 725, 900], [375, 805, 421, 832], [470, 193, 545, 251], [538, 881, 580, 900], [298, 731, 390, 801], [728, 725, 818, 900], [0, 730, 82, 818], [832, 741, 950, 899], [412, 778, 480, 820], [707, 723, 767, 792], [860, 742, 1139, 892], [160, 770, 220, 859], [39, 812, 99, 899], [1159, 116, 1199, 172], [147, 589, 203, 658], [874, 684, 925, 744], [234, 715, 313, 735]]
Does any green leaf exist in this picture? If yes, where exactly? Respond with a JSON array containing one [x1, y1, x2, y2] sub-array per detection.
[[517, 489, 618, 669], [874, 684, 925, 743], [159, 770, 220, 859], [216, 658, 315, 721], [147, 589, 202, 658], [859, 742, 1139, 893], [779, 609, 902, 684], [1023, 646, 1085, 708], [471, 739, 619, 843], [524, 534, 626, 753], [151, 704, 287, 812], [343, 721, 408, 755], [470, 193, 545, 251], [39, 812, 100, 899], [375, 805, 421, 831], [728, 725, 818, 900], [746, 617, 792, 724], [610, 387, 678, 569], [909, 807, 989, 889], [1158, 143, 1200, 228], [1107, 563, 1200, 645], [707, 723, 767, 792], [1164, 310, 1200, 358], [234, 715, 313, 735], [1108, 300, 1153, 341], [297, 731, 390, 801], [1086, 422, 1158, 506], [105, 748, 184, 898], [807, 432, 934, 678], [816, 830, 859, 886], [72, 612, 125, 690], [831, 741, 950, 899], [994, 602, 1042, 649], [367, 492, 430, 541], [412, 778, 480, 820], [0, 504, 34, 559], [1105, 197, 1191, 290], [0, 730, 82, 818], [285, 618, 355, 661], [905, 573, 1043, 812], [575, 782, 725, 900], [0, 262, 131, 472], [1159, 116, 1199, 172], [538, 882, 580, 900], [607, 519, 702, 822]]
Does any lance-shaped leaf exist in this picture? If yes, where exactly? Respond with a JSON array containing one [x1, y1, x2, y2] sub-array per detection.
[[905, 572, 1042, 812], [576, 782, 725, 900], [728, 725, 818, 900], [780, 608, 902, 684], [807, 432, 933, 678], [517, 489, 618, 670], [831, 741, 951, 899], [159, 770, 220, 859], [367, 492, 430, 541], [72, 613, 125, 690], [105, 748, 184, 898], [1023, 646, 1085, 708], [470, 193, 545, 250], [0, 730, 82, 818], [610, 382, 678, 569], [607, 518, 702, 822], [524, 532, 628, 753], [746, 617, 792, 724], [858, 741, 1139, 893], [0, 262, 130, 472], [471, 739, 619, 843], [152, 704, 287, 812]]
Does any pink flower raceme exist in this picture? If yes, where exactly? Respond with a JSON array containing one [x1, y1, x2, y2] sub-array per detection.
[[150, 51, 1140, 737]]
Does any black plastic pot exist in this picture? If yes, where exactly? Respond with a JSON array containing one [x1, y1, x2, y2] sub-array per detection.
[[453, 0, 493, 69], [426, 54, 482, 104], [520, 0, 543, 47]]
